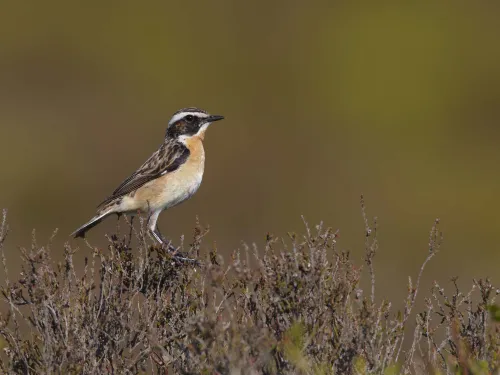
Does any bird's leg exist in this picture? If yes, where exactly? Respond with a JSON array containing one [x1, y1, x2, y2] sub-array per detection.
[[147, 209, 176, 249], [154, 226, 177, 252], [154, 227, 198, 264], [147, 211, 164, 244], [147, 211, 198, 264], [150, 227, 165, 245]]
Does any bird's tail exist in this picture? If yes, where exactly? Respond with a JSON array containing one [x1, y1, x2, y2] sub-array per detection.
[[71, 210, 112, 239]]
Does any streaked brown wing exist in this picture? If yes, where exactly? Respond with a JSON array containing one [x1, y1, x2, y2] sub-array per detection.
[[97, 140, 190, 208]]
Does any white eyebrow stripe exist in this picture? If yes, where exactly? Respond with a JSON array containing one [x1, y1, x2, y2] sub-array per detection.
[[168, 111, 209, 126]]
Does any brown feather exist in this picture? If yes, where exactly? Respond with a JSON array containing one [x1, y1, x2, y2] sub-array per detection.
[[97, 139, 190, 208]]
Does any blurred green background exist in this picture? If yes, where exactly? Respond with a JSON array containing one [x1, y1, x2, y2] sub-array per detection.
[[1, 2, 499, 301]]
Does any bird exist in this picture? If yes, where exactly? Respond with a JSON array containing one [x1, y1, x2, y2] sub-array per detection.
[[71, 107, 224, 249]]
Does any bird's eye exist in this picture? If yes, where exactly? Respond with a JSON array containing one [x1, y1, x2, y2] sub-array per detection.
[[185, 115, 194, 122]]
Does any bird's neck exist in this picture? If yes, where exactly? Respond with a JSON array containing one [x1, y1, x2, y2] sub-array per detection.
[[179, 136, 205, 162]]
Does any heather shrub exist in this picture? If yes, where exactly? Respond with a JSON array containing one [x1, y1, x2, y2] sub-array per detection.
[[0, 201, 498, 374]]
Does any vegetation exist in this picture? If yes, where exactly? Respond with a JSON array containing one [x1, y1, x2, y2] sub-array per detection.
[[0, 201, 498, 374]]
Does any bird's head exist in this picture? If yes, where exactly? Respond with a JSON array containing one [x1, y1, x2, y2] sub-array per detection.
[[166, 107, 224, 142]]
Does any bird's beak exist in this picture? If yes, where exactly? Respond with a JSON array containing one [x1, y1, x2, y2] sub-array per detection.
[[206, 115, 224, 123]]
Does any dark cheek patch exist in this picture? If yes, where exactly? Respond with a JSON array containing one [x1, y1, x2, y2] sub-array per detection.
[[168, 119, 201, 138], [176, 123, 188, 135], [179, 122, 199, 136], [186, 122, 199, 135]]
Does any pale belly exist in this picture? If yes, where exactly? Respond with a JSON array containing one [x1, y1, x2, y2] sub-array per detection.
[[152, 168, 204, 210], [119, 168, 203, 213]]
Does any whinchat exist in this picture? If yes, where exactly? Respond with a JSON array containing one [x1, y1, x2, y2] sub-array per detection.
[[72, 107, 224, 246]]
